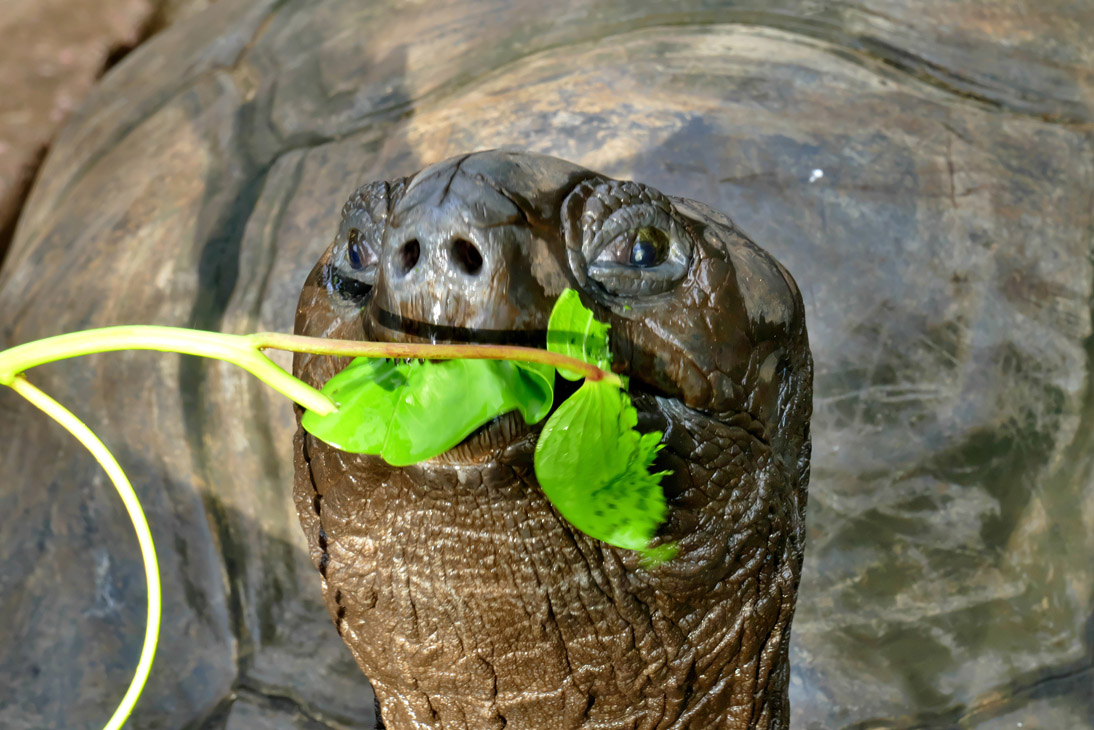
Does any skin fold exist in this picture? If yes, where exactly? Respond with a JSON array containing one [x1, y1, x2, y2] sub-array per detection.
[[292, 150, 813, 730]]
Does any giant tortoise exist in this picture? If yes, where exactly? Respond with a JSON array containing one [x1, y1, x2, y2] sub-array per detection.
[[0, 1, 1091, 729], [290, 149, 813, 728]]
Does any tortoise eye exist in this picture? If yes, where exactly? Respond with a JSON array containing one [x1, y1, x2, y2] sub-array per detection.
[[593, 227, 670, 269], [630, 236, 660, 266], [329, 225, 379, 303], [327, 178, 398, 304], [347, 228, 371, 270], [563, 178, 693, 298]]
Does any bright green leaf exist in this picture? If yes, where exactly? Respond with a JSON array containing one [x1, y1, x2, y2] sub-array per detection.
[[301, 358, 405, 454], [546, 288, 612, 380], [383, 359, 553, 465], [302, 358, 554, 465], [301, 288, 674, 563], [533, 379, 673, 562], [512, 360, 555, 406]]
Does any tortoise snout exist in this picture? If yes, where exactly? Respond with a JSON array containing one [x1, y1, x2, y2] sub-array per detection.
[[370, 160, 552, 339], [376, 202, 510, 335], [385, 224, 488, 283]]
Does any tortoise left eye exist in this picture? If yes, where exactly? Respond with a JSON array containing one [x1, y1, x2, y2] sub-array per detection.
[[629, 230, 667, 267], [596, 227, 669, 268]]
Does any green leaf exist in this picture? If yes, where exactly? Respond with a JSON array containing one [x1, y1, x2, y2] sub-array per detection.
[[301, 358, 404, 454], [534, 379, 673, 562], [302, 358, 554, 465], [383, 359, 553, 465], [546, 288, 612, 380], [300, 288, 674, 563]]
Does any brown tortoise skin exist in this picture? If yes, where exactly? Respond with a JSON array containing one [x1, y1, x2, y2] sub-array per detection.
[[292, 151, 812, 730]]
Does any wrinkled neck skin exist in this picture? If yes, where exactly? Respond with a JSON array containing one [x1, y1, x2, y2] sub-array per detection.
[[292, 151, 812, 730], [294, 400, 798, 729]]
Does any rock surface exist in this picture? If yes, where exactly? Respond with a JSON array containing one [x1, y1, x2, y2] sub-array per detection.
[[0, 1, 1091, 728], [0, 0, 216, 265]]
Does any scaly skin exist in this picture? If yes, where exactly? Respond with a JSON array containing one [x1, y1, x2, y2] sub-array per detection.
[[292, 151, 812, 729]]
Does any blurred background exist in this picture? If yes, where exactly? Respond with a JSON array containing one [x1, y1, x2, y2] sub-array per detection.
[[0, 0, 218, 266], [0, 1, 1091, 728]]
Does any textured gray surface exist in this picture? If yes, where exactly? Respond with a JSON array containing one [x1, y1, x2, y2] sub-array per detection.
[[0, 0, 1091, 728], [0, 0, 224, 265]]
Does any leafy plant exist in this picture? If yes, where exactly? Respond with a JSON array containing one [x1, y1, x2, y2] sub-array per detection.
[[301, 288, 676, 562], [536, 289, 676, 564], [0, 290, 674, 729], [302, 357, 555, 464]]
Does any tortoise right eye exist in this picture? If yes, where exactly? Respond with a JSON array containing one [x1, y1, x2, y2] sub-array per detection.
[[347, 228, 374, 270], [328, 226, 379, 304]]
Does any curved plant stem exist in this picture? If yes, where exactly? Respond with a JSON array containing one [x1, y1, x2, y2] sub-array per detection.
[[9, 376, 161, 730], [0, 327, 619, 414], [0, 323, 620, 729], [0, 326, 337, 415]]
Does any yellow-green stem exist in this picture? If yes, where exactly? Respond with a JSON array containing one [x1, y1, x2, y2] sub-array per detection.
[[0, 324, 619, 730], [0, 326, 620, 410], [0, 326, 336, 415], [10, 376, 162, 730]]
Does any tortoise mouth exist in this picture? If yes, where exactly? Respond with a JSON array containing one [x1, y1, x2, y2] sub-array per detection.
[[429, 410, 541, 464], [364, 308, 560, 465], [375, 307, 546, 346], [364, 308, 661, 468], [426, 370, 586, 465]]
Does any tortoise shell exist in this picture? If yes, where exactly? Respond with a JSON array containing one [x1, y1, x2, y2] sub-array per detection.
[[0, 1, 1090, 727]]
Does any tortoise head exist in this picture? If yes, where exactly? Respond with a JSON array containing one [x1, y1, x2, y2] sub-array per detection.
[[293, 150, 812, 729]]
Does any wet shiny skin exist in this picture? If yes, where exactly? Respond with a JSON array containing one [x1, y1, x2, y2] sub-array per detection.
[[292, 151, 812, 730]]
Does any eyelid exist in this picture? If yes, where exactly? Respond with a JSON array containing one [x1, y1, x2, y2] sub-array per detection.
[[593, 227, 668, 267], [331, 227, 380, 284], [584, 205, 675, 261], [586, 211, 692, 297]]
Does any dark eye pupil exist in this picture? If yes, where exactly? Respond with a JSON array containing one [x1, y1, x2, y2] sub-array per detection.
[[629, 238, 658, 267], [348, 246, 364, 270], [347, 228, 365, 270]]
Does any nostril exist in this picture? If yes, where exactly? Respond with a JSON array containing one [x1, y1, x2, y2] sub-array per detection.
[[397, 239, 420, 274], [451, 238, 483, 276]]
